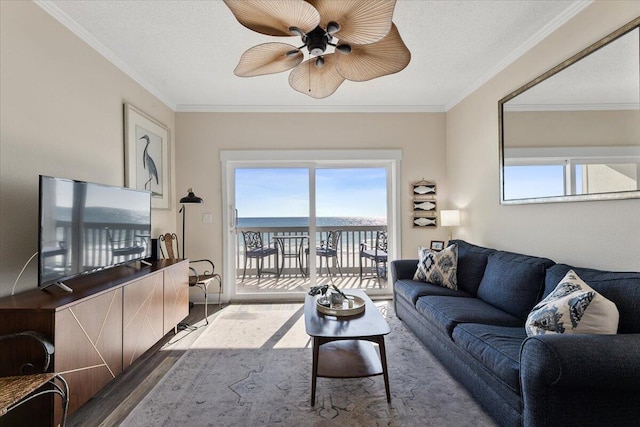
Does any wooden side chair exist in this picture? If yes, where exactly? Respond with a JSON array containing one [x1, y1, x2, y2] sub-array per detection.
[[0, 331, 69, 425], [158, 233, 222, 325]]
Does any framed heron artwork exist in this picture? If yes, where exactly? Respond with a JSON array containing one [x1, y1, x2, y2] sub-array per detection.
[[124, 103, 170, 210]]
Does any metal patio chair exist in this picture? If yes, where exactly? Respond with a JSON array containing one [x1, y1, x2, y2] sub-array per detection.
[[359, 230, 388, 282], [241, 231, 278, 282], [307, 230, 343, 278]]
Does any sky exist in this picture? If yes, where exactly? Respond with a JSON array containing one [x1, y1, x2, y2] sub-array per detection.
[[235, 167, 387, 218], [503, 165, 565, 199]]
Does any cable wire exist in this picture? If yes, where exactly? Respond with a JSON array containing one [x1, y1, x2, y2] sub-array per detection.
[[12, 251, 38, 295]]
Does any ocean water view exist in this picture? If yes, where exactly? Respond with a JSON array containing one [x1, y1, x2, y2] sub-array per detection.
[[237, 216, 386, 228]]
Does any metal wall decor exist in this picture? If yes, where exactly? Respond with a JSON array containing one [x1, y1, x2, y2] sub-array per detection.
[[412, 180, 437, 228]]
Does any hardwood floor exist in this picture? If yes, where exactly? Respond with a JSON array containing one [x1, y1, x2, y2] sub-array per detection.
[[66, 303, 224, 426]]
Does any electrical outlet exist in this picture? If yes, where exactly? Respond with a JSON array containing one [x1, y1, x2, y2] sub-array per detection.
[[202, 213, 213, 223]]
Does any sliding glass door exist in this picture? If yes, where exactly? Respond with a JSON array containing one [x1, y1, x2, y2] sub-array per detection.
[[234, 167, 311, 294], [314, 168, 387, 285], [221, 150, 401, 301]]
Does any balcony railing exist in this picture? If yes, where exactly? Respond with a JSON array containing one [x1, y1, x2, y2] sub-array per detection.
[[235, 225, 386, 279], [42, 222, 150, 281]]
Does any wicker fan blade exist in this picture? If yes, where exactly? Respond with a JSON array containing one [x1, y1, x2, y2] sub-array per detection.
[[234, 43, 303, 77], [289, 55, 345, 99], [307, 0, 396, 45], [224, 0, 319, 37], [335, 24, 410, 82]]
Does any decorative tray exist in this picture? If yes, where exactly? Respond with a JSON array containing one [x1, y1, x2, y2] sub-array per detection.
[[316, 295, 366, 317]]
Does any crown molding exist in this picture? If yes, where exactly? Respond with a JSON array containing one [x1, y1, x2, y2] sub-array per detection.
[[34, 0, 595, 115], [33, 0, 444, 115], [175, 104, 446, 113], [445, 0, 593, 111], [34, 0, 177, 111]]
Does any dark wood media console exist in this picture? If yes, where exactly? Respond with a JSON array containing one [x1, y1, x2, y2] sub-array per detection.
[[0, 259, 189, 426]]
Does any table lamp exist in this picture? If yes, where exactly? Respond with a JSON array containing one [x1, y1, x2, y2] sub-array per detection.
[[440, 210, 460, 243]]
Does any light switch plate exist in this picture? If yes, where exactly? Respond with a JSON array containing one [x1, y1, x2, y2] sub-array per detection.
[[202, 213, 213, 223]]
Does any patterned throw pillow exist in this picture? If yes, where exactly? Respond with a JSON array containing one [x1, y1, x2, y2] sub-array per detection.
[[413, 244, 458, 289], [525, 270, 619, 337]]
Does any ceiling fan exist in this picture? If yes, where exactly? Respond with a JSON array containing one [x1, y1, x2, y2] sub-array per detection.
[[223, 0, 411, 99]]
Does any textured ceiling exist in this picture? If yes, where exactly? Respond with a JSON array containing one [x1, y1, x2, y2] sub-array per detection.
[[38, 0, 592, 112]]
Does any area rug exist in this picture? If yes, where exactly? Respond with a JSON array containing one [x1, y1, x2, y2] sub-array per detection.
[[122, 301, 496, 426]]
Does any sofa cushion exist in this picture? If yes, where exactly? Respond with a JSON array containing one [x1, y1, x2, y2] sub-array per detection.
[[526, 270, 619, 336], [449, 240, 496, 296], [545, 264, 640, 334], [477, 251, 555, 320], [395, 279, 472, 305], [416, 296, 523, 337], [452, 324, 527, 393], [413, 244, 458, 289]]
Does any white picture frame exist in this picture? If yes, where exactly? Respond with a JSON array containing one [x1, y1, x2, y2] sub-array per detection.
[[124, 104, 170, 210]]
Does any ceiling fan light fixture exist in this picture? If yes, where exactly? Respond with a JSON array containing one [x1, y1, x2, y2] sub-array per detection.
[[326, 21, 340, 35], [336, 44, 352, 54], [289, 26, 305, 38], [306, 26, 330, 56]]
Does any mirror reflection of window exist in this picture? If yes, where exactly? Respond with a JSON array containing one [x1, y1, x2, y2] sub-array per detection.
[[500, 20, 640, 203], [576, 163, 639, 195], [504, 165, 565, 200]]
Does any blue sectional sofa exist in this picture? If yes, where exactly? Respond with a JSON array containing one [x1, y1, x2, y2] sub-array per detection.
[[391, 239, 640, 427]]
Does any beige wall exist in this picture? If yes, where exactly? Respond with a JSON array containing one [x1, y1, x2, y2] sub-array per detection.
[[447, 1, 640, 271], [2, 0, 639, 301], [175, 112, 449, 291], [0, 2, 177, 297], [504, 110, 639, 147]]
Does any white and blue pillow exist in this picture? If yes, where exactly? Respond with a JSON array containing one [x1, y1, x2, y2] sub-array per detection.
[[414, 244, 458, 290], [525, 270, 619, 337]]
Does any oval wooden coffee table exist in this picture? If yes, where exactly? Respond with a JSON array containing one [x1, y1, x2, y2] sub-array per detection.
[[304, 289, 391, 405]]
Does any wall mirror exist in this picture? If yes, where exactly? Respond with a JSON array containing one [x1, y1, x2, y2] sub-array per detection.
[[499, 17, 640, 204]]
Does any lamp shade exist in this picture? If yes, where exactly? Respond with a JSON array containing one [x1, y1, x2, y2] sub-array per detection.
[[179, 188, 203, 204], [440, 210, 460, 227]]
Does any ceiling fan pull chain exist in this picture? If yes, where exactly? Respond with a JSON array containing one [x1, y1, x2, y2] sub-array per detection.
[[308, 58, 311, 94]]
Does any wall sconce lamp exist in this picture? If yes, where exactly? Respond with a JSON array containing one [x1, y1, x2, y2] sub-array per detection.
[[179, 188, 203, 258], [440, 210, 461, 243]]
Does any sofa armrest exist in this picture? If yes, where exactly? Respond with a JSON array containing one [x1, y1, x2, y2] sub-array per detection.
[[521, 333, 640, 426], [390, 259, 418, 282]]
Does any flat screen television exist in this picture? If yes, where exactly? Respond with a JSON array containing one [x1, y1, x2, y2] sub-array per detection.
[[38, 175, 152, 290]]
